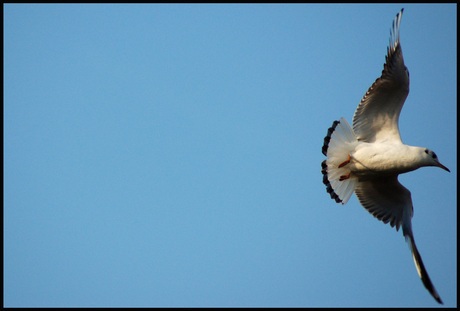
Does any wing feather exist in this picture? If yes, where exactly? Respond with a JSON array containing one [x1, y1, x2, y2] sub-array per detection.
[[352, 9, 409, 143], [354, 175, 413, 231]]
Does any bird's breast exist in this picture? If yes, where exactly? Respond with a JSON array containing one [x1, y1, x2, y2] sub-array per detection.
[[350, 142, 419, 176]]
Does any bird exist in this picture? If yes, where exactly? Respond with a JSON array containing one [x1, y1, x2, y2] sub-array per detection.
[[321, 8, 449, 305]]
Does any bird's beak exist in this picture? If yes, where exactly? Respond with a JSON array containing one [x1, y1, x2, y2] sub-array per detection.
[[437, 162, 450, 173]]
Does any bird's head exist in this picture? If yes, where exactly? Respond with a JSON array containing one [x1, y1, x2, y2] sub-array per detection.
[[423, 148, 450, 172]]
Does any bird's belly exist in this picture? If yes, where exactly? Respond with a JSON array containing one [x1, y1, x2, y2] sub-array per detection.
[[349, 144, 415, 176]]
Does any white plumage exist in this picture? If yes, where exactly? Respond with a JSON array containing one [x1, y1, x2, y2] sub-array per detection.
[[321, 9, 449, 305]]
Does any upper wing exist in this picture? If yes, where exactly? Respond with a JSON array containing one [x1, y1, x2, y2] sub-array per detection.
[[354, 175, 413, 232], [352, 9, 410, 143]]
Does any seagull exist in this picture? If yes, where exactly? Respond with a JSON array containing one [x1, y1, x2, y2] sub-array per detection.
[[321, 9, 449, 305]]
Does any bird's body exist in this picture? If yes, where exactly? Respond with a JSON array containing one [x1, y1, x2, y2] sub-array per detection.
[[349, 138, 438, 176], [321, 9, 449, 305]]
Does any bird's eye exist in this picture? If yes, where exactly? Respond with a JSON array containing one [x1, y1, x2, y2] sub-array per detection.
[[424, 149, 437, 159]]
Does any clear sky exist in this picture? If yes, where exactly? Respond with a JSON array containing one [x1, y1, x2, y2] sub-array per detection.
[[4, 3, 456, 307]]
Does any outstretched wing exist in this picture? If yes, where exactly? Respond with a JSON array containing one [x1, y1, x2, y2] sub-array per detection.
[[352, 9, 409, 143], [355, 175, 443, 304]]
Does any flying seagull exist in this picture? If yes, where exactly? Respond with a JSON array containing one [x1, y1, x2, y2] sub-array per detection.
[[321, 9, 449, 305]]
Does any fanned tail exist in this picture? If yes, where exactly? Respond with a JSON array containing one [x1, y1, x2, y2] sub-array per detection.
[[321, 118, 358, 205]]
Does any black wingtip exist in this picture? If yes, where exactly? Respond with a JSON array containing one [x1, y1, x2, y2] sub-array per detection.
[[405, 232, 443, 305]]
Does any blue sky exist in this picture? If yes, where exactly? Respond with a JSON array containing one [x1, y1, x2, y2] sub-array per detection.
[[4, 4, 456, 307]]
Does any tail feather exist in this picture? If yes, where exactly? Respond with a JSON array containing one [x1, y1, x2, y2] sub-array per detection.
[[322, 120, 339, 156], [321, 118, 358, 205]]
